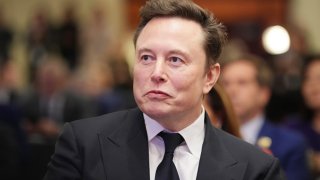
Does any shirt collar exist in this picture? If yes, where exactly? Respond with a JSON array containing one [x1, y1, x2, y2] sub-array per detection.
[[144, 107, 205, 158], [240, 114, 265, 144]]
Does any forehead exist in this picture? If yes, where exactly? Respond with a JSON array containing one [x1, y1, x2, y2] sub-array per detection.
[[306, 60, 320, 72], [136, 17, 205, 48], [223, 60, 257, 78]]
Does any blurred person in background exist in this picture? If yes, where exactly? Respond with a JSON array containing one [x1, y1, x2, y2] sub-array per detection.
[[0, 61, 20, 105], [19, 54, 95, 179], [266, 24, 310, 123], [26, 9, 58, 83], [79, 5, 113, 65], [0, 8, 13, 65], [204, 82, 241, 138], [70, 60, 114, 99], [68, 59, 113, 118], [96, 59, 136, 114], [221, 53, 311, 180], [0, 61, 29, 179], [20, 55, 93, 142], [284, 55, 320, 179], [57, 6, 80, 70], [70, 58, 136, 115], [266, 51, 304, 123]]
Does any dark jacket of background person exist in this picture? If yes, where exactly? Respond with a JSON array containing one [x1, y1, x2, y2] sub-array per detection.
[[0, 121, 20, 180], [1, 98, 30, 180], [0, 61, 29, 180], [257, 120, 311, 180], [21, 89, 92, 124]]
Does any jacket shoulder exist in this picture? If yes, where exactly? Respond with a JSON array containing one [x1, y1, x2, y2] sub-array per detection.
[[261, 121, 307, 149], [218, 129, 274, 162], [212, 128, 284, 179], [68, 108, 141, 137]]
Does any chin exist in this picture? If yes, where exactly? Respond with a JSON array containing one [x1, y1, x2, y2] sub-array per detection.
[[140, 104, 171, 119], [143, 106, 166, 116]]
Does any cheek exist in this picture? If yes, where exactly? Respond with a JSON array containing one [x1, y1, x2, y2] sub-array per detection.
[[303, 86, 316, 106], [302, 86, 312, 100], [234, 88, 250, 101], [173, 74, 202, 93], [133, 68, 147, 93], [133, 66, 148, 83]]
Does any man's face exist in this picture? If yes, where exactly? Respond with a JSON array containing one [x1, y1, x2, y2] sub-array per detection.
[[221, 61, 268, 123], [133, 17, 219, 124], [302, 60, 320, 111]]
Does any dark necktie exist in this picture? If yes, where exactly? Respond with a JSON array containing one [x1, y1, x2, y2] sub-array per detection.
[[155, 132, 184, 180]]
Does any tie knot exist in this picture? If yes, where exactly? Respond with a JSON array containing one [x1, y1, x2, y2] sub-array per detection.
[[159, 132, 184, 154]]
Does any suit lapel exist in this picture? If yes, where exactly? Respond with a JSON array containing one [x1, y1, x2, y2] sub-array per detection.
[[97, 110, 248, 180], [256, 121, 275, 154], [257, 120, 272, 140], [98, 109, 149, 180], [196, 114, 247, 180]]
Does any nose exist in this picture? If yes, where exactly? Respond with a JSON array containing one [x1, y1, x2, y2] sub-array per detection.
[[151, 60, 167, 83]]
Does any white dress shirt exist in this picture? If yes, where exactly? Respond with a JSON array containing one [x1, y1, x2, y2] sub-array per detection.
[[240, 114, 265, 144], [144, 108, 205, 180]]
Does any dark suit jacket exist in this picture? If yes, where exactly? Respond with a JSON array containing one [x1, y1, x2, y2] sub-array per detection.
[[258, 121, 311, 180], [44, 108, 284, 180], [21, 90, 95, 124]]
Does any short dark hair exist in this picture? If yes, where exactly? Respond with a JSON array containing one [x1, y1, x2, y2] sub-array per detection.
[[302, 54, 320, 80], [133, 0, 227, 66]]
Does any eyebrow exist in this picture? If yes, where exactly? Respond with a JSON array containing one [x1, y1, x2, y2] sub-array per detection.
[[169, 49, 188, 56], [168, 49, 191, 62], [136, 48, 153, 55], [137, 47, 190, 60]]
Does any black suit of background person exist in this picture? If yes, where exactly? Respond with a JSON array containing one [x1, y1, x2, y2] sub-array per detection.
[[44, 0, 284, 179]]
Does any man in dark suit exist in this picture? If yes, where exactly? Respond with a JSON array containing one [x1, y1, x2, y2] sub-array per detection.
[[21, 55, 95, 141], [221, 54, 310, 180], [44, 0, 284, 179]]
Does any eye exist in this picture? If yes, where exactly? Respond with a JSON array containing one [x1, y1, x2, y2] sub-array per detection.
[[140, 55, 153, 64], [141, 55, 151, 61], [169, 56, 184, 66]]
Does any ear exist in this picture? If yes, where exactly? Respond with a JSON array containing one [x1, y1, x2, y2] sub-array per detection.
[[203, 63, 220, 94]]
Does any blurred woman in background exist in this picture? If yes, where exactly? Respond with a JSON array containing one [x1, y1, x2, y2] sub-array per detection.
[[284, 55, 320, 179], [204, 82, 241, 138]]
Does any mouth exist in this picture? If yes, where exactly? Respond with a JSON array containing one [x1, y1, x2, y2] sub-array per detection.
[[145, 90, 170, 99]]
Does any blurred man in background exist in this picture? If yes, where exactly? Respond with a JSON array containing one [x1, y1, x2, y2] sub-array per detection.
[[221, 54, 311, 180]]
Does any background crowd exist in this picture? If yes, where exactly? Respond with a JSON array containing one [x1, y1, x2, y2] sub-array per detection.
[[0, 0, 320, 179]]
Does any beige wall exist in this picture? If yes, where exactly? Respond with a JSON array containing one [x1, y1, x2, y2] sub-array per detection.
[[2, 0, 126, 33], [1, 0, 320, 87], [289, 0, 320, 53], [1, 0, 126, 87]]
